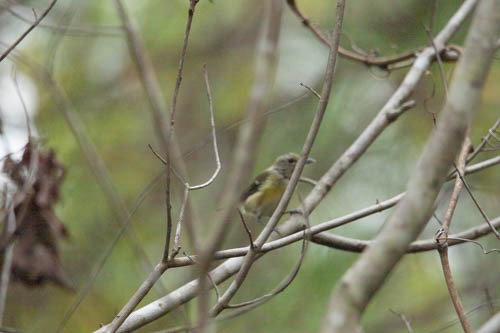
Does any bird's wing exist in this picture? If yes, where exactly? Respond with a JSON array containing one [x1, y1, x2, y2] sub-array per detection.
[[240, 172, 268, 202]]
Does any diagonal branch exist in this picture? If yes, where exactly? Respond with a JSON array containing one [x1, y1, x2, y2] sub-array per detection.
[[0, 0, 59, 62], [320, 0, 499, 331]]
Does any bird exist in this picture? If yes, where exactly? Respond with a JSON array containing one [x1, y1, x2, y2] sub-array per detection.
[[239, 152, 315, 222]]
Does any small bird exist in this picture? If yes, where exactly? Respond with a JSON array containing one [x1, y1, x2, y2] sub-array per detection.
[[240, 152, 315, 221]]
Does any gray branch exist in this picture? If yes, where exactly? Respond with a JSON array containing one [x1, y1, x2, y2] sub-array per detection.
[[320, 0, 500, 332]]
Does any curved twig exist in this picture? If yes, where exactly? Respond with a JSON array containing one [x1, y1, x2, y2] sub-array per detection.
[[285, 0, 462, 69]]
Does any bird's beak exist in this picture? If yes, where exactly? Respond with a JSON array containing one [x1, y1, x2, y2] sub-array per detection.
[[306, 157, 316, 164]]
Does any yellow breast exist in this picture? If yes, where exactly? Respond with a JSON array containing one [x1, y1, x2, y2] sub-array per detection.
[[243, 175, 287, 218]]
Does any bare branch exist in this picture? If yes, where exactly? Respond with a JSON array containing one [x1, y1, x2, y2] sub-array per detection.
[[446, 237, 499, 254], [321, 1, 498, 331], [424, 25, 450, 97], [312, 216, 500, 254], [226, 226, 308, 311], [105, 263, 169, 333], [457, 168, 500, 239], [0, 209, 16, 324], [468, 118, 500, 162], [187, 64, 221, 191], [299, 82, 321, 99], [0, 1, 121, 37], [477, 312, 500, 333], [435, 136, 473, 333], [285, 0, 462, 69], [0, 0, 59, 63], [389, 309, 414, 333], [170, 186, 190, 259]]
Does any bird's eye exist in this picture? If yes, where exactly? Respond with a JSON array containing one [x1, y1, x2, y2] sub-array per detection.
[[287, 158, 295, 163]]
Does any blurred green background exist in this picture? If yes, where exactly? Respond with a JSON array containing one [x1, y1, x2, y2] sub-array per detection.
[[0, 0, 498, 332]]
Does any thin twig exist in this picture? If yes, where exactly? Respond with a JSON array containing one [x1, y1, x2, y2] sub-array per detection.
[[226, 225, 308, 310], [299, 82, 321, 99], [425, 25, 449, 97], [228, 198, 310, 313], [55, 173, 164, 333], [0, 0, 59, 62], [238, 209, 254, 247], [113, 0, 196, 255], [467, 118, 500, 162], [389, 309, 414, 333], [181, 92, 310, 159], [447, 237, 499, 254], [285, 0, 462, 69], [456, 169, 500, 239], [163, 0, 200, 264], [0, 1, 121, 37], [170, 186, 190, 260], [435, 135, 472, 333], [0, 209, 16, 325], [11, 69, 32, 139], [187, 64, 221, 191]]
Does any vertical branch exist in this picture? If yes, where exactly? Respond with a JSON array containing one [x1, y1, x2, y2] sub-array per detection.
[[320, 0, 499, 331], [0, 209, 15, 324], [113, 0, 171, 151], [436, 135, 472, 333], [114, 0, 200, 264], [163, 0, 199, 263]]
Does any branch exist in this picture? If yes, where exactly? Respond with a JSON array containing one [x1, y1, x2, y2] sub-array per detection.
[[320, 0, 498, 331], [435, 136, 473, 333], [0, 209, 16, 324], [0, 1, 121, 37], [103, 263, 168, 333], [312, 215, 500, 254], [163, 0, 199, 264], [477, 312, 500, 333], [285, 0, 462, 69], [112, 0, 194, 227], [0, 0, 59, 63], [210, 0, 346, 317]]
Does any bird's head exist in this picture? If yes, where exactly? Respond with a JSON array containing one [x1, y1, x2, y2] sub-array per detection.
[[272, 152, 315, 178]]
